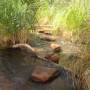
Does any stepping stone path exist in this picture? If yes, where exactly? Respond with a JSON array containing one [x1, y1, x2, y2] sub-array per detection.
[[40, 35, 56, 41], [37, 25, 57, 42], [0, 48, 81, 90], [0, 25, 82, 90]]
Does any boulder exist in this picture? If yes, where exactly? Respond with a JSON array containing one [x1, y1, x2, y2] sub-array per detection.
[[45, 53, 60, 63], [40, 35, 56, 41], [12, 44, 37, 57], [50, 43, 61, 53], [44, 32, 52, 35], [31, 66, 59, 83]]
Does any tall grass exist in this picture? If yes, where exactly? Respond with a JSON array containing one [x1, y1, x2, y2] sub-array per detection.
[[0, 0, 89, 46], [0, 0, 38, 46], [36, 0, 88, 30], [36, 0, 89, 42]]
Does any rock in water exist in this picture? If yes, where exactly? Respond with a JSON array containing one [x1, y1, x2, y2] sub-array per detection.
[[50, 43, 61, 53], [12, 44, 35, 52], [12, 44, 37, 57], [40, 35, 56, 41], [82, 69, 90, 90], [45, 53, 60, 63], [31, 66, 59, 83], [44, 32, 52, 35], [38, 30, 45, 33]]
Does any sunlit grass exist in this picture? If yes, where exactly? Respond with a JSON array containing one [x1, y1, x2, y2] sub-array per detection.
[[0, 0, 38, 46]]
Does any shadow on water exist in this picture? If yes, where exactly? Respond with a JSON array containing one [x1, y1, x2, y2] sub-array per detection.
[[0, 48, 81, 90]]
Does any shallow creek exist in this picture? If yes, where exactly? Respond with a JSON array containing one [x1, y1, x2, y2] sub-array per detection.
[[0, 47, 81, 90]]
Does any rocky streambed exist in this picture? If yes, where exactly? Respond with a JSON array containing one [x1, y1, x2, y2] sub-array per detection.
[[0, 46, 81, 90]]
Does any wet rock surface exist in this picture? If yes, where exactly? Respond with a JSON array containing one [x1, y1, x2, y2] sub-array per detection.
[[50, 43, 61, 53], [40, 35, 56, 41], [0, 48, 80, 90], [45, 53, 60, 63], [31, 66, 59, 82], [82, 69, 90, 90]]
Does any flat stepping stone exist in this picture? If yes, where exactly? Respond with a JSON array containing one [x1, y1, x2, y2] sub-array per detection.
[[38, 30, 45, 33], [40, 35, 56, 41], [50, 43, 62, 53], [31, 66, 59, 82], [45, 53, 60, 63]]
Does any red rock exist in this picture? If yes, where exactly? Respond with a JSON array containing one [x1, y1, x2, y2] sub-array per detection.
[[45, 54, 60, 63], [38, 30, 45, 33], [40, 35, 56, 41], [31, 66, 59, 82], [44, 54, 53, 59], [50, 43, 61, 53]]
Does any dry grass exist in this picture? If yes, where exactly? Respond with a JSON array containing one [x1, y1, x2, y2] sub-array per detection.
[[57, 26, 90, 90], [0, 28, 30, 48]]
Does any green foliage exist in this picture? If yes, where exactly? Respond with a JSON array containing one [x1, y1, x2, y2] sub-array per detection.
[[64, 0, 87, 30], [0, 0, 89, 36], [0, 0, 37, 34], [36, 0, 89, 31], [36, 0, 50, 23], [36, 0, 71, 27]]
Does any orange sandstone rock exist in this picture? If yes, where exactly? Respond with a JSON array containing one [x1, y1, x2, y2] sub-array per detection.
[[50, 43, 61, 53], [45, 53, 60, 64], [31, 66, 59, 82]]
